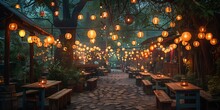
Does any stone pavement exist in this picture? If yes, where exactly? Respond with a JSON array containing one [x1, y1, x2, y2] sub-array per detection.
[[67, 69, 157, 110]]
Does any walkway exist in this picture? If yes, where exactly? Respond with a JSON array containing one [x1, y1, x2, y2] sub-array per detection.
[[67, 69, 157, 110]]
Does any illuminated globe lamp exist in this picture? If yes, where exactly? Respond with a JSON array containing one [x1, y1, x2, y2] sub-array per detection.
[[57, 43, 62, 48], [46, 36, 54, 44], [157, 37, 163, 43], [185, 44, 191, 50], [165, 7, 172, 13], [27, 36, 33, 43], [115, 24, 121, 31], [63, 47, 67, 51], [170, 22, 175, 28], [112, 34, 118, 41], [117, 42, 121, 46], [182, 41, 188, 46], [15, 3, 20, 9], [90, 38, 95, 44], [193, 41, 200, 47], [50, 2, 55, 7], [198, 33, 205, 39], [87, 29, 96, 39], [152, 17, 160, 25], [9, 23, 18, 30], [181, 31, 192, 42], [78, 14, 83, 20], [125, 14, 134, 25], [205, 33, 213, 40], [162, 31, 169, 37], [150, 45, 154, 51], [37, 42, 42, 47], [19, 29, 26, 38], [102, 11, 108, 19], [54, 10, 59, 16], [176, 15, 182, 21], [44, 42, 49, 48], [131, 40, 137, 46], [130, 0, 137, 3], [65, 33, 72, 39], [199, 26, 206, 33], [137, 31, 144, 38], [210, 38, 218, 45], [90, 14, 96, 21], [75, 40, 80, 45], [174, 38, 180, 44]]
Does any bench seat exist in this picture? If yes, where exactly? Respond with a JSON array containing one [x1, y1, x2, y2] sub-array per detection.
[[142, 80, 153, 95], [154, 90, 173, 110], [87, 78, 98, 91], [136, 76, 142, 86]]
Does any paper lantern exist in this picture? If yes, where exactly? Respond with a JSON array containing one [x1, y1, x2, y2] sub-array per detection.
[[193, 41, 200, 47], [162, 31, 169, 37], [152, 17, 160, 25], [75, 40, 80, 45], [15, 3, 20, 9], [117, 42, 121, 46], [9, 23, 18, 30], [137, 31, 144, 38], [125, 14, 134, 25], [181, 32, 192, 41], [78, 14, 83, 20], [90, 38, 95, 44], [174, 38, 180, 44], [90, 14, 96, 20], [46, 36, 54, 44], [57, 43, 62, 48], [210, 38, 218, 45], [199, 26, 206, 33], [182, 41, 188, 46], [102, 11, 108, 18], [63, 47, 67, 51], [170, 22, 175, 28], [165, 7, 172, 13], [65, 33, 72, 39], [157, 37, 163, 43], [44, 42, 49, 48], [150, 45, 154, 51], [19, 30, 26, 38], [176, 15, 182, 21], [115, 24, 121, 31], [27, 36, 33, 43], [185, 44, 191, 50], [130, 0, 137, 3], [198, 33, 205, 39], [132, 40, 137, 46], [87, 29, 96, 39], [112, 34, 118, 41], [54, 11, 59, 16], [205, 33, 213, 40], [37, 42, 42, 47], [50, 2, 55, 7]]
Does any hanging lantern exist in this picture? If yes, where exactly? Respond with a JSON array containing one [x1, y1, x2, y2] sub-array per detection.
[[87, 29, 96, 39], [19, 30, 26, 38], [115, 24, 121, 31], [75, 40, 80, 45], [90, 38, 95, 44], [78, 14, 84, 20], [205, 33, 213, 40], [150, 45, 154, 51], [63, 47, 67, 51], [181, 31, 192, 41], [57, 43, 62, 48], [90, 14, 96, 20], [40, 11, 45, 17], [65, 33, 72, 39], [162, 31, 169, 37], [170, 22, 175, 28], [50, 2, 55, 7], [46, 36, 54, 44], [174, 38, 180, 44], [27, 36, 33, 43], [131, 40, 137, 46], [54, 10, 59, 16], [15, 3, 20, 9], [117, 42, 121, 46], [152, 17, 160, 25], [130, 0, 137, 3], [44, 42, 49, 48], [185, 44, 191, 50], [210, 38, 218, 45], [137, 31, 144, 38], [198, 33, 205, 39], [176, 15, 182, 21], [199, 26, 206, 33], [102, 11, 108, 18], [112, 34, 118, 41], [157, 37, 163, 43], [193, 41, 200, 47], [182, 41, 188, 46], [125, 14, 134, 25], [9, 23, 18, 30], [37, 42, 42, 47], [72, 45, 77, 49], [165, 7, 172, 13]]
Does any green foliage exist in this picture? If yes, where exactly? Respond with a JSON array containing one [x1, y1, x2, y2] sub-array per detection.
[[208, 75, 220, 95]]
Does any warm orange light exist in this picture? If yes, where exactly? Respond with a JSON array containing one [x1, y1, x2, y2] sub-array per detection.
[[170, 22, 175, 28], [102, 11, 108, 18], [193, 41, 200, 47], [19, 30, 26, 38], [182, 41, 188, 46], [15, 3, 20, 9], [78, 14, 84, 20], [54, 11, 59, 16], [185, 44, 191, 50], [90, 38, 95, 44], [75, 40, 80, 45], [117, 42, 121, 46], [205, 33, 213, 40], [198, 33, 205, 39], [112, 34, 118, 41], [176, 15, 182, 21], [130, 0, 137, 3], [9, 23, 18, 30], [157, 37, 163, 43], [37, 42, 42, 47], [87, 29, 97, 39], [181, 32, 192, 41], [174, 38, 180, 44], [27, 36, 33, 43], [46, 36, 55, 44], [152, 17, 160, 25], [125, 14, 134, 25], [57, 43, 62, 48], [162, 31, 169, 37], [137, 31, 144, 38], [210, 38, 218, 45], [131, 40, 137, 46], [90, 14, 96, 20], [199, 26, 206, 33], [65, 33, 72, 39], [115, 24, 121, 31], [50, 2, 55, 7], [165, 7, 172, 13]]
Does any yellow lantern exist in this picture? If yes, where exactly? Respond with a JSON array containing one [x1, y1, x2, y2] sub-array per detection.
[[165, 7, 172, 13], [78, 14, 83, 20], [205, 33, 213, 40], [90, 14, 96, 20], [102, 11, 108, 18], [19, 30, 26, 38], [115, 24, 121, 31], [193, 41, 200, 47], [9, 23, 18, 30], [57, 43, 62, 48], [198, 33, 205, 39], [157, 37, 163, 43], [181, 32, 192, 41], [117, 42, 121, 46], [152, 17, 160, 25], [150, 45, 154, 51], [199, 26, 206, 33], [131, 40, 137, 46], [46, 36, 54, 44], [185, 44, 191, 50], [87, 29, 96, 39], [162, 31, 169, 37], [50, 2, 55, 7], [137, 31, 144, 38], [90, 38, 95, 44], [130, 0, 137, 3], [170, 22, 175, 28], [15, 3, 20, 9], [210, 38, 218, 45], [75, 40, 80, 45], [27, 36, 33, 43], [65, 33, 72, 39], [37, 42, 42, 47], [54, 10, 59, 16], [176, 15, 182, 21], [174, 38, 180, 44], [182, 41, 188, 46], [112, 34, 118, 41]]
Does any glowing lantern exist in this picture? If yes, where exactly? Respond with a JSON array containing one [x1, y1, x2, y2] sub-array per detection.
[[90, 38, 95, 44], [37, 42, 42, 47], [19, 30, 26, 38], [170, 22, 175, 28], [205, 33, 213, 40], [199, 26, 206, 33], [137, 31, 144, 38], [162, 31, 169, 37], [181, 32, 192, 41], [185, 44, 191, 50], [198, 33, 205, 39], [15, 3, 20, 9], [165, 7, 172, 13], [117, 42, 121, 46], [131, 40, 137, 46], [90, 14, 96, 20], [75, 40, 80, 45], [72, 45, 77, 49], [182, 41, 188, 46], [102, 11, 108, 18], [57, 43, 62, 48], [130, 0, 137, 3], [46, 36, 54, 44], [125, 14, 134, 25], [193, 41, 200, 47], [65, 33, 72, 39], [210, 38, 218, 45], [112, 34, 118, 41], [115, 25, 121, 31], [27, 36, 33, 43], [50, 2, 55, 6], [63, 47, 67, 51], [176, 15, 182, 21], [150, 45, 154, 51], [87, 29, 96, 39], [157, 37, 163, 42], [40, 11, 45, 17], [44, 42, 49, 48], [174, 38, 180, 44], [54, 11, 59, 16], [9, 23, 18, 30], [78, 14, 83, 20], [152, 17, 160, 25]]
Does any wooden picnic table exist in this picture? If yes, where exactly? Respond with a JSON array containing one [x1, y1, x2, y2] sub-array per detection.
[[22, 80, 61, 110], [165, 82, 201, 110], [150, 74, 171, 90]]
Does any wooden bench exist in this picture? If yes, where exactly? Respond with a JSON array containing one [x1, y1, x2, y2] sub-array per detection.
[[154, 90, 173, 110], [136, 76, 142, 86], [142, 80, 153, 95], [16, 90, 38, 97], [200, 90, 220, 110], [47, 88, 72, 110], [87, 78, 98, 91]]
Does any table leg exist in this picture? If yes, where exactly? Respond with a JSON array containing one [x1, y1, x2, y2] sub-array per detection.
[[22, 89, 27, 110], [196, 92, 200, 110], [176, 92, 180, 110], [40, 89, 45, 110]]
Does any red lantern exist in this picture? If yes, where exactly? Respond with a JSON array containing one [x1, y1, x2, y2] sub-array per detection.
[[125, 14, 134, 25]]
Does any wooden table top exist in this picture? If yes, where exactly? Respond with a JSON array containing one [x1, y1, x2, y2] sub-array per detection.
[[139, 72, 152, 76], [165, 82, 201, 91], [22, 80, 61, 89], [150, 74, 171, 80]]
